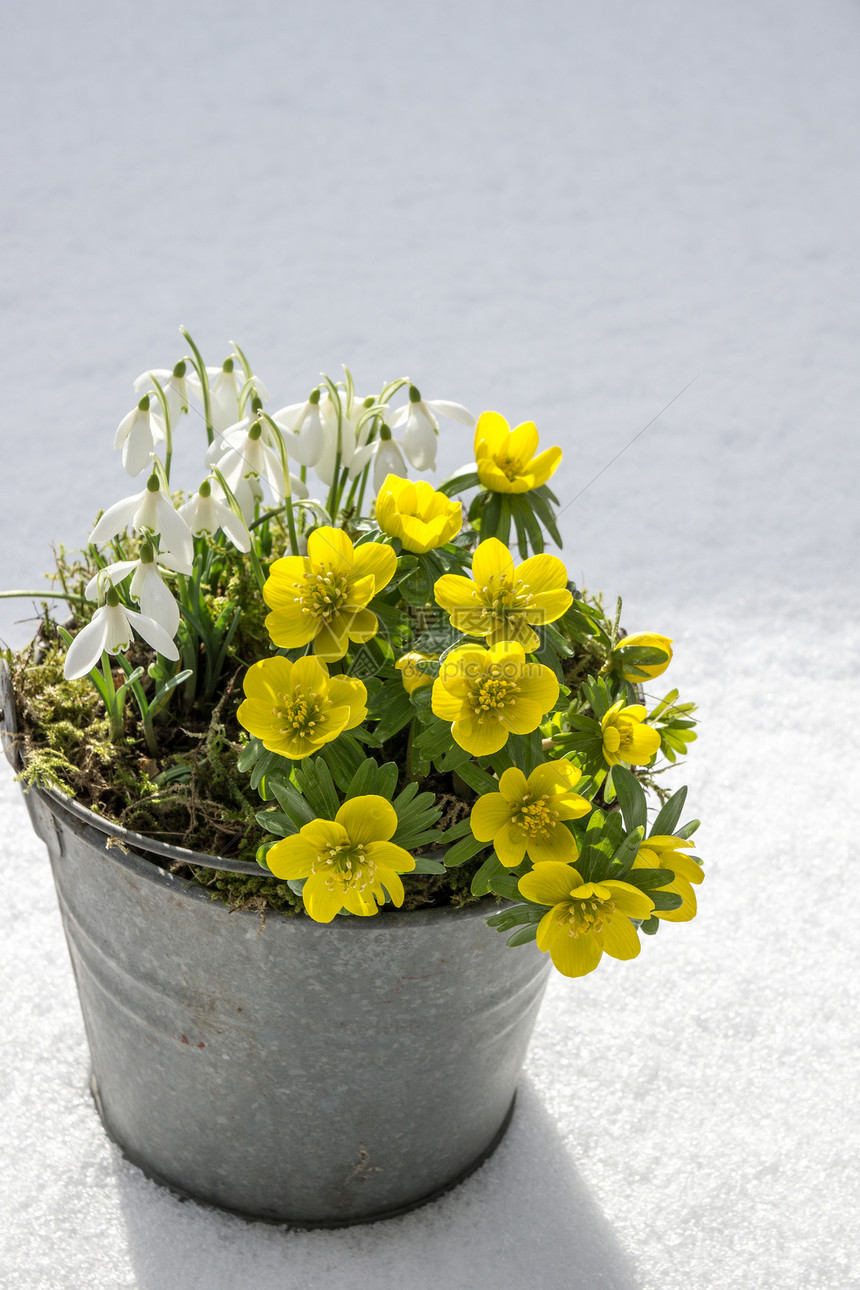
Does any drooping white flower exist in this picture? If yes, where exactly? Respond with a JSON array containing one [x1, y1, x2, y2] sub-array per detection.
[[189, 357, 270, 433], [89, 475, 194, 566], [349, 424, 410, 491], [179, 479, 251, 553], [114, 395, 166, 477], [133, 359, 194, 431], [271, 390, 327, 468], [85, 545, 190, 638], [64, 586, 179, 681], [206, 418, 286, 502], [313, 392, 363, 487], [388, 386, 475, 472]]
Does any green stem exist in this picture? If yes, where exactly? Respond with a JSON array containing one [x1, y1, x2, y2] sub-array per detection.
[[148, 373, 174, 482], [0, 589, 87, 602], [101, 653, 124, 740], [181, 326, 214, 446]]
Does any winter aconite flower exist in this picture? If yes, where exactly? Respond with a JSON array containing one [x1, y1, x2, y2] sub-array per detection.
[[431, 641, 559, 756], [89, 474, 193, 566], [474, 411, 561, 494], [375, 475, 462, 554], [265, 796, 415, 921], [263, 526, 397, 661], [434, 538, 571, 651], [114, 396, 166, 476], [518, 862, 654, 978], [612, 633, 673, 681], [395, 651, 439, 695], [470, 760, 591, 866], [601, 701, 661, 767], [64, 586, 179, 680], [633, 835, 703, 922], [387, 385, 475, 472], [237, 655, 367, 760]]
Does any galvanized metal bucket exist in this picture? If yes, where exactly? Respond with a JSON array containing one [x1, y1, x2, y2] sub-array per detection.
[[0, 665, 550, 1226]]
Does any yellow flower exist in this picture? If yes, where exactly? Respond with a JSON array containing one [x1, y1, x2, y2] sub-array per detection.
[[375, 474, 462, 554], [612, 632, 673, 681], [434, 537, 571, 652], [263, 526, 397, 661], [633, 835, 703, 922], [518, 862, 654, 978], [470, 759, 591, 866], [237, 655, 366, 760], [601, 701, 661, 767], [431, 640, 559, 756], [474, 411, 562, 494], [395, 651, 439, 695], [266, 796, 415, 922]]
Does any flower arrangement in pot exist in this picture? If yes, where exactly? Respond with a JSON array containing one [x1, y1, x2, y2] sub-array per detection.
[[0, 329, 702, 1225]]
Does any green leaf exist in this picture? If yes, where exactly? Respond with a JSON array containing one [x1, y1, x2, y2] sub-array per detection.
[[471, 853, 505, 896], [488, 873, 522, 901], [676, 818, 700, 839], [454, 761, 498, 796], [609, 825, 646, 880], [294, 757, 340, 819], [486, 903, 545, 931], [345, 757, 381, 799], [651, 786, 688, 837], [437, 816, 473, 845], [410, 857, 446, 874], [370, 686, 413, 742], [627, 867, 675, 891], [268, 776, 316, 827], [442, 834, 486, 868], [436, 464, 481, 497], [648, 890, 683, 912], [638, 915, 660, 936], [255, 808, 299, 838], [505, 924, 540, 948], [612, 766, 648, 834]]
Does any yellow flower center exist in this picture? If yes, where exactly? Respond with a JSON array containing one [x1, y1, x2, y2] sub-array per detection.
[[498, 453, 525, 481], [558, 883, 615, 938], [273, 688, 320, 737], [469, 669, 519, 719], [311, 842, 375, 892], [513, 795, 557, 838], [296, 567, 349, 622]]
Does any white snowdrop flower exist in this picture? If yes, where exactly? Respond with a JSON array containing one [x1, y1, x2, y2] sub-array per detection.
[[114, 395, 166, 477], [349, 424, 409, 491], [388, 386, 476, 472], [271, 390, 327, 468], [133, 360, 193, 430], [64, 586, 179, 681], [313, 393, 362, 487], [179, 479, 252, 553], [89, 475, 194, 567], [207, 418, 286, 503], [191, 358, 270, 433], [85, 547, 190, 637]]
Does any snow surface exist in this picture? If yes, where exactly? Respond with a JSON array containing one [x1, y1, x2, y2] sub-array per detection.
[[2, 0, 860, 1285]]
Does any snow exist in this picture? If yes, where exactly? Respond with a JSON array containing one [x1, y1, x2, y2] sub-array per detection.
[[2, 0, 860, 1285]]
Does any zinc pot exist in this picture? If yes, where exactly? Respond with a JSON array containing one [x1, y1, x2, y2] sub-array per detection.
[[0, 666, 550, 1227]]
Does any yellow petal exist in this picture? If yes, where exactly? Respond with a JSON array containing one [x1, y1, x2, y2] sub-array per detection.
[[602, 915, 642, 961], [621, 723, 661, 764], [518, 861, 582, 906], [434, 573, 478, 611], [287, 654, 329, 697], [507, 421, 539, 465], [604, 881, 655, 920], [541, 911, 604, 977], [312, 619, 350, 661], [307, 526, 356, 577], [263, 557, 311, 608], [474, 410, 510, 457], [327, 675, 368, 728], [450, 714, 508, 756], [497, 766, 529, 803], [265, 834, 318, 879], [472, 538, 516, 588], [470, 792, 513, 841], [352, 540, 397, 592], [527, 445, 562, 487], [494, 821, 528, 867], [527, 758, 582, 797], [366, 841, 416, 873], [515, 552, 568, 595], [241, 656, 294, 703], [431, 678, 466, 722], [525, 823, 577, 866], [336, 795, 398, 845], [265, 607, 318, 650]]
